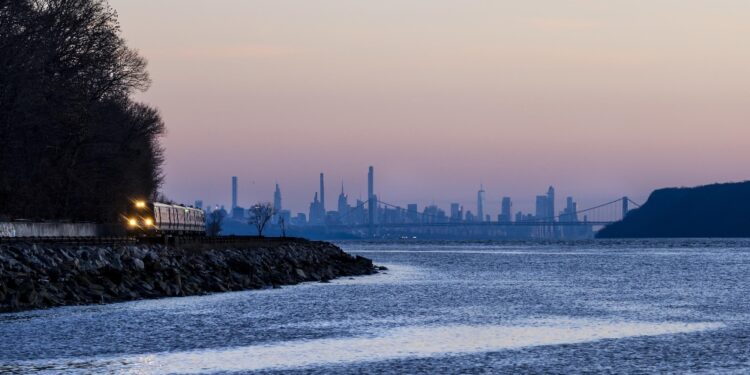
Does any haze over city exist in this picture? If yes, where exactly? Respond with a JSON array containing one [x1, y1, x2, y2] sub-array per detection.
[[111, 0, 750, 214]]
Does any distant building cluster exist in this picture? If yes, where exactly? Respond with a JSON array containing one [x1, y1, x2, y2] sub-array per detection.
[[193, 167, 590, 231]]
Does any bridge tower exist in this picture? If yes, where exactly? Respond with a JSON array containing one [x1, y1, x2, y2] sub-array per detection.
[[622, 196, 629, 218], [368, 166, 376, 237]]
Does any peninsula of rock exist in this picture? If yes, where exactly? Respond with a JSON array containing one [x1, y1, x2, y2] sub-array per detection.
[[0, 238, 378, 313]]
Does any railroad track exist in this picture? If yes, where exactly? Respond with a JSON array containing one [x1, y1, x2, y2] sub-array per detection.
[[0, 235, 308, 246], [0, 236, 136, 245]]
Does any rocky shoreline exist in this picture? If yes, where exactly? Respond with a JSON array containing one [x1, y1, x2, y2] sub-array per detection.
[[0, 239, 378, 313]]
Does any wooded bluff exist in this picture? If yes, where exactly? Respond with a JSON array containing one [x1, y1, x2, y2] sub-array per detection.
[[598, 181, 750, 238]]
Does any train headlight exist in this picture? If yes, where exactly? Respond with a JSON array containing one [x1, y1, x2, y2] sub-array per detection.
[[135, 201, 146, 208], [128, 218, 137, 226], [144, 218, 153, 226]]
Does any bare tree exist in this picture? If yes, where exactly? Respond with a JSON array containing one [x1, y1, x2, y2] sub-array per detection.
[[278, 216, 287, 238], [207, 209, 224, 237], [249, 202, 275, 237]]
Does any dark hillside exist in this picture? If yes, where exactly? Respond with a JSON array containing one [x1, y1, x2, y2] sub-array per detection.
[[597, 181, 750, 238]]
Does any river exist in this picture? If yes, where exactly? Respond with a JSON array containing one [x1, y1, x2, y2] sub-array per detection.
[[1, 239, 749, 374]]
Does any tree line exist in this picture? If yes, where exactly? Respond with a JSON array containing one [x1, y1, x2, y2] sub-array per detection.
[[206, 202, 281, 237], [0, 0, 164, 222]]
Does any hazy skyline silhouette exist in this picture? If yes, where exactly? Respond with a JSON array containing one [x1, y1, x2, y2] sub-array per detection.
[[111, 0, 750, 214]]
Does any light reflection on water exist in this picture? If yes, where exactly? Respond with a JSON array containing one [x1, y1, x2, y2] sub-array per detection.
[[7, 319, 723, 374], [1, 239, 749, 374]]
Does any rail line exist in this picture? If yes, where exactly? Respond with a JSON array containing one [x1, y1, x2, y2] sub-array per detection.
[[0, 236, 136, 245], [0, 236, 309, 246]]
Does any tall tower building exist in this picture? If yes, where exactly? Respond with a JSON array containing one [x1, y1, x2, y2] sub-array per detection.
[[319, 173, 326, 213], [368, 166, 374, 201], [561, 196, 578, 222], [500, 197, 512, 222], [535, 195, 548, 220], [368, 166, 376, 226], [450, 203, 463, 222], [271, 183, 282, 224], [477, 185, 486, 222], [231, 176, 238, 210], [338, 182, 349, 222], [547, 186, 555, 221], [309, 192, 322, 224], [273, 183, 282, 211]]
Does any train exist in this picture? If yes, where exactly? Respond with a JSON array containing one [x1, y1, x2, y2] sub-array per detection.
[[125, 200, 205, 236]]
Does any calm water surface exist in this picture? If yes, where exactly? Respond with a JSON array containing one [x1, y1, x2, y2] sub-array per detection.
[[1, 239, 750, 374]]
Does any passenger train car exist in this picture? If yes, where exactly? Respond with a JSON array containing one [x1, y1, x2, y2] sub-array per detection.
[[125, 200, 205, 236]]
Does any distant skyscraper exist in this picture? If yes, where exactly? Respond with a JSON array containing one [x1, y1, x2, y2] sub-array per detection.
[[338, 182, 349, 222], [450, 203, 463, 222], [423, 205, 447, 223], [272, 183, 282, 224], [231, 176, 238, 210], [368, 166, 374, 200], [500, 197, 512, 222], [368, 166, 376, 226], [558, 196, 579, 239], [547, 186, 555, 221], [560, 196, 578, 222], [477, 185, 486, 222], [194, 200, 203, 210], [273, 183, 282, 211], [319, 173, 325, 213], [351, 199, 366, 224], [305, 174, 328, 224], [309, 192, 324, 224], [535, 195, 548, 220], [566, 196, 575, 217]]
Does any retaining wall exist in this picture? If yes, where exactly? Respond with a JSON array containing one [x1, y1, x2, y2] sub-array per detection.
[[0, 222, 100, 237]]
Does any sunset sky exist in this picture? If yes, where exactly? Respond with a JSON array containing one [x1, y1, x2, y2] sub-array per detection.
[[110, 0, 750, 215]]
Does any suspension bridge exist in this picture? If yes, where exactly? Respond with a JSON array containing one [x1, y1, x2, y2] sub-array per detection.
[[297, 196, 642, 240]]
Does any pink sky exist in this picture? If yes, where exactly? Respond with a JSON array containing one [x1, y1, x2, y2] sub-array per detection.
[[111, 0, 750, 215]]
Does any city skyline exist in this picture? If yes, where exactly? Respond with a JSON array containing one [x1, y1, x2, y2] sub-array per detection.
[[194, 169, 653, 218], [207, 166, 621, 223], [109, 1, 750, 214]]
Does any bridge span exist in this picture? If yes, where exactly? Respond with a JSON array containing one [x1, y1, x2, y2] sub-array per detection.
[[290, 197, 641, 240]]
